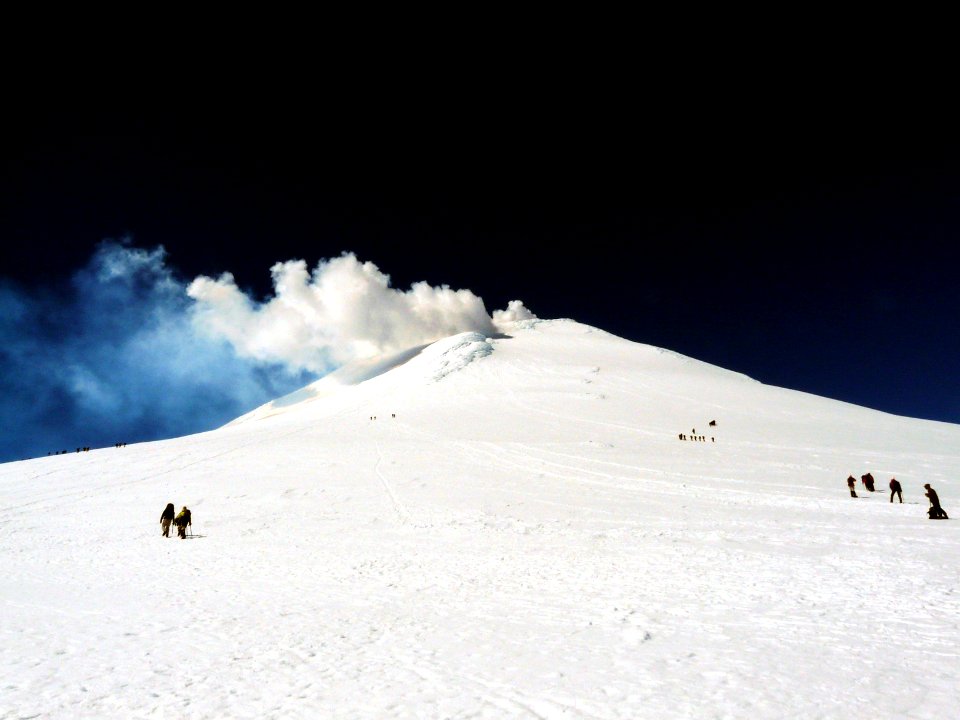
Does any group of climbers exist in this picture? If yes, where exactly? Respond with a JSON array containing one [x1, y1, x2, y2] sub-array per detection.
[[846, 474, 948, 519]]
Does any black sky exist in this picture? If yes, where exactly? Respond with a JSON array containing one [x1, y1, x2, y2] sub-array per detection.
[[3, 100, 959, 427]]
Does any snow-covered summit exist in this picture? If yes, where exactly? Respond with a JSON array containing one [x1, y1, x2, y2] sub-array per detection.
[[230, 318, 953, 455], [229, 330, 496, 425], [2, 318, 958, 719]]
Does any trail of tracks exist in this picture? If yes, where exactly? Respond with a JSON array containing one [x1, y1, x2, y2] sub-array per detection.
[[374, 441, 412, 525]]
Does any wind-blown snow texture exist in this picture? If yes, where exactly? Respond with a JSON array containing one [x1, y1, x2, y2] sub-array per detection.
[[2, 319, 958, 719]]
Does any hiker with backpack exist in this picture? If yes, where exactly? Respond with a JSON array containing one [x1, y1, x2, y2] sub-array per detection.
[[861, 473, 875, 492], [847, 476, 858, 498], [889, 478, 903, 504], [174, 506, 192, 538], [160, 503, 175, 537], [924, 484, 948, 519]]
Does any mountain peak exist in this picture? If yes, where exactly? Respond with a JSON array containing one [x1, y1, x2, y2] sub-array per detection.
[[3, 317, 958, 719]]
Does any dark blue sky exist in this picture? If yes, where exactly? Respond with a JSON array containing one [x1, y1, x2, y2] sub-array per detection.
[[1, 101, 958, 462]]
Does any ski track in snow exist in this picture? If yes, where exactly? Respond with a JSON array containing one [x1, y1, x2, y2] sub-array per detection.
[[375, 442, 413, 526], [1, 321, 959, 719]]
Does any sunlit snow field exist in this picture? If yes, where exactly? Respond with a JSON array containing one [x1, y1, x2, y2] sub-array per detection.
[[2, 319, 958, 719]]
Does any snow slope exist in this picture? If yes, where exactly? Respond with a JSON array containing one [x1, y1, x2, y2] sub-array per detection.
[[2, 319, 958, 719]]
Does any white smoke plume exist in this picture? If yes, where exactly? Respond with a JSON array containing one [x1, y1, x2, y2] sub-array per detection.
[[0, 243, 535, 462], [0, 241, 317, 462], [493, 299, 538, 325], [187, 253, 534, 373]]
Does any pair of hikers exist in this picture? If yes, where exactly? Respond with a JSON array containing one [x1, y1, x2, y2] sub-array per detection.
[[160, 503, 192, 538], [895, 479, 949, 518]]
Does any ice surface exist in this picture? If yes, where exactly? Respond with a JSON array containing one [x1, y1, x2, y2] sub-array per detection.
[[1, 319, 958, 719]]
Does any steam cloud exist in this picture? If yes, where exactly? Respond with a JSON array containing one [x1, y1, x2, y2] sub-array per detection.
[[187, 253, 532, 372], [0, 243, 533, 462]]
